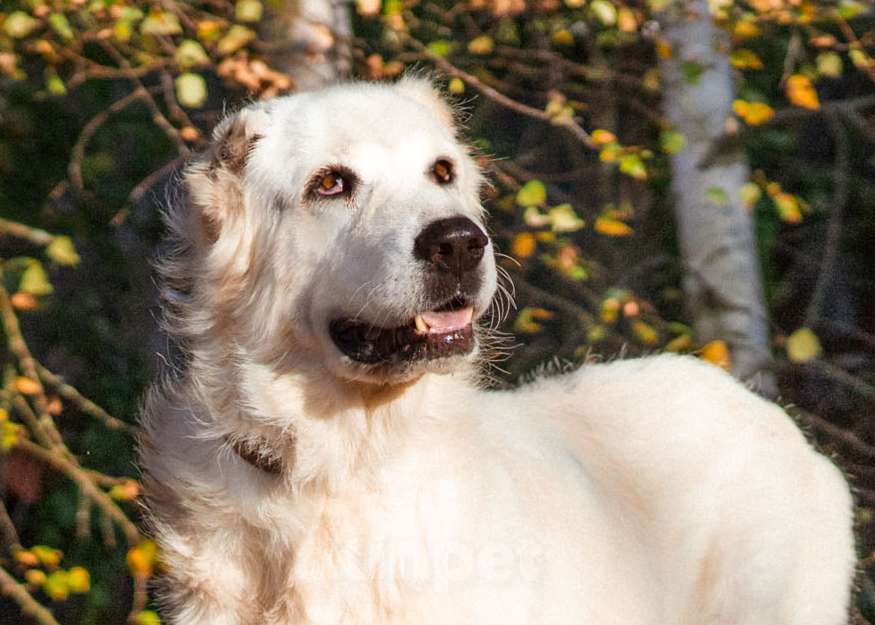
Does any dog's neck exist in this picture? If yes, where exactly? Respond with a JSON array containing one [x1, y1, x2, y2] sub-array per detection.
[[191, 350, 463, 491]]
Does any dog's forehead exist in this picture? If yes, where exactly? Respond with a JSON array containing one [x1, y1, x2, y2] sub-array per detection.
[[274, 86, 457, 159]]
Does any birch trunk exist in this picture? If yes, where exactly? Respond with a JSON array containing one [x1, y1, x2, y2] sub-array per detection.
[[659, 0, 776, 393], [264, 0, 352, 90]]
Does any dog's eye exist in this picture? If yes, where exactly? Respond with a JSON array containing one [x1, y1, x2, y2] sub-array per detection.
[[432, 159, 454, 185], [316, 172, 345, 197]]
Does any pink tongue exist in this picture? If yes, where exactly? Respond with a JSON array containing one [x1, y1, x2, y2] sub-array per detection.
[[421, 307, 473, 333]]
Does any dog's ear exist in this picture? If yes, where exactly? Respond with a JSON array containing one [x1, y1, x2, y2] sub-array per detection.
[[396, 76, 457, 130], [184, 105, 271, 243]]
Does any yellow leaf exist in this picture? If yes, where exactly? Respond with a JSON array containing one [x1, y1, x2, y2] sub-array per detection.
[[66, 567, 91, 594], [516, 180, 547, 207], [1, 422, 24, 452], [511, 233, 536, 259], [15, 551, 39, 568], [448, 77, 465, 94], [732, 99, 774, 125], [655, 38, 673, 60], [552, 29, 574, 46], [594, 216, 633, 237], [19, 261, 53, 296], [740, 182, 762, 209], [600, 297, 621, 324], [467, 35, 494, 55], [109, 480, 141, 502], [773, 192, 802, 223], [700, 340, 731, 370], [786, 327, 821, 363], [15, 376, 41, 396], [25, 569, 47, 587], [514, 307, 548, 334], [631, 320, 658, 346], [31, 545, 62, 568], [127, 540, 158, 579], [733, 20, 761, 39], [136, 610, 162, 625], [730, 49, 764, 70], [46, 236, 80, 267], [234, 0, 263, 23], [665, 334, 693, 352], [786, 74, 820, 110], [592, 129, 617, 145], [617, 7, 637, 32], [43, 570, 69, 601]]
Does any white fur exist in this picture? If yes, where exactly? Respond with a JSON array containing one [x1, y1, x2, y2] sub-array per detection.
[[140, 79, 855, 625]]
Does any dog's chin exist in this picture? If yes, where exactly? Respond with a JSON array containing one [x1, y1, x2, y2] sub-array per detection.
[[327, 302, 479, 384]]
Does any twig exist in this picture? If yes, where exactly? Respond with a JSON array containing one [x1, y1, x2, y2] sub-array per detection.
[[0, 274, 63, 450], [0, 565, 61, 625], [68, 89, 147, 193], [16, 439, 141, 545], [0, 218, 54, 247], [37, 363, 139, 436], [779, 359, 875, 405], [804, 109, 849, 327], [98, 40, 190, 155], [0, 500, 22, 554], [794, 408, 875, 461], [404, 37, 598, 150]]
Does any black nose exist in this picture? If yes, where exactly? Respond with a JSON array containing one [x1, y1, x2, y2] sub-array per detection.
[[414, 216, 489, 278]]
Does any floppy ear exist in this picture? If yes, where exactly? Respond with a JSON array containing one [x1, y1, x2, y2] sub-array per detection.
[[395, 75, 457, 130], [183, 104, 271, 243]]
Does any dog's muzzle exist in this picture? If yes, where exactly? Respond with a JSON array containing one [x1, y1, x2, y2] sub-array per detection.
[[329, 216, 487, 366]]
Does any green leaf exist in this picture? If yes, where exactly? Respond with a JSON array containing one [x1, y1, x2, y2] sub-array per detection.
[[589, 0, 617, 26], [175, 73, 208, 108], [836, 0, 865, 19], [618, 154, 647, 180], [175, 40, 209, 70], [426, 40, 454, 58], [19, 261, 53, 296], [48, 13, 74, 40], [46, 236, 80, 267], [4, 11, 39, 39], [816, 52, 842, 79], [235, 0, 263, 23], [681, 61, 704, 85], [516, 180, 547, 208], [659, 130, 686, 154], [706, 186, 729, 206], [45, 70, 66, 96]]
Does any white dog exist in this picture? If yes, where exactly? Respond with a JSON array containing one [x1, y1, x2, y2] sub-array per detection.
[[139, 78, 856, 625]]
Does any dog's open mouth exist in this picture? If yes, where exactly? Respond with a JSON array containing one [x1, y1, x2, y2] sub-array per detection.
[[329, 297, 475, 365]]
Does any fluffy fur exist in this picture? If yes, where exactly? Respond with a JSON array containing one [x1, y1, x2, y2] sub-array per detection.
[[139, 78, 855, 625]]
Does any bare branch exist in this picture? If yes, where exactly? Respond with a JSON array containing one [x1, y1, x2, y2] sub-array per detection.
[[0, 565, 61, 625]]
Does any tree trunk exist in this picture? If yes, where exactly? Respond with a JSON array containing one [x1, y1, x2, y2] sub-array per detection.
[[264, 0, 352, 90], [659, 0, 776, 394]]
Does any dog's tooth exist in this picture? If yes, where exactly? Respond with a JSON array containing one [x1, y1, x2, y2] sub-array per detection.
[[414, 315, 429, 335]]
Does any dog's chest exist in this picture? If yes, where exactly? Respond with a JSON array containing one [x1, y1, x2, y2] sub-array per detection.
[[262, 443, 657, 625]]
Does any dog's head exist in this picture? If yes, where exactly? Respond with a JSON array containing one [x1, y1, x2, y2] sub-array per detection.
[[168, 78, 498, 385]]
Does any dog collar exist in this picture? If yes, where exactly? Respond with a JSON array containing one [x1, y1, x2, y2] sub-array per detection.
[[228, 437, 284, 476]]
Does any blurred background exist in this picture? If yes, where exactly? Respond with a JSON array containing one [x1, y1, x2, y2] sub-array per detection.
[[0, 0, 873, 622]]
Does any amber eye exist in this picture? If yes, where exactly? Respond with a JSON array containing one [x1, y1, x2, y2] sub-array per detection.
[[316, 172, 345, 196], [432, 159, 454, 184]]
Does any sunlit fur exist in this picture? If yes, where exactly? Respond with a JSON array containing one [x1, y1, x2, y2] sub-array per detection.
[[139, 78, 855, 625]]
